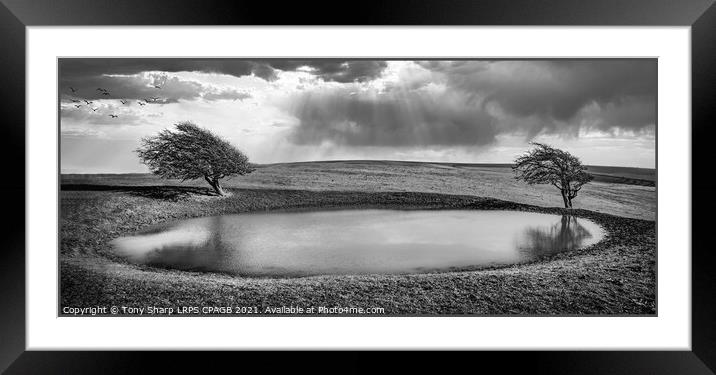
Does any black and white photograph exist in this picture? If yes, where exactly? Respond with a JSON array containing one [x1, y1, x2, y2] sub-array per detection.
[[59, 58, 657, 316]]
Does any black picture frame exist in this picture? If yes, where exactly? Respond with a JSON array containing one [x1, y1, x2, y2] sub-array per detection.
[[1, 0, 714, 373]]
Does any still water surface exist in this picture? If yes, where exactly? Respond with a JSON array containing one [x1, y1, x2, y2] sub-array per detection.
[[111, 209, 604, 277]]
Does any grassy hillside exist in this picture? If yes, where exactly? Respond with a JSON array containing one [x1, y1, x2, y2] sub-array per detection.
[[59, 160, 656, 315], [60, 189, 655, 315], [62, 161, 656, 220]]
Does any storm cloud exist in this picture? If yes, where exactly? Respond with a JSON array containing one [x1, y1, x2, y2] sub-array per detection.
[[269, 60, 388, 83], [62, 71, 252, 102], [287, 89, 498, 147], [59, 58, 656, 171], [286, 60, 656, 148], [59, 59, 389, 113], [418, 60, 656, 132], [59, 58, 389, 83]]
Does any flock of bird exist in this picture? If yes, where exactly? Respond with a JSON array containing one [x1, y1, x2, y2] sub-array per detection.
[[67, 84, 164, 119]]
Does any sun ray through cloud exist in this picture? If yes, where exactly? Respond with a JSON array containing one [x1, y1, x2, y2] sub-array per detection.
[[60, 59, 655, 173]]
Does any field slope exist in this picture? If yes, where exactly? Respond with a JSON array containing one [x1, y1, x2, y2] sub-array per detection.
[[60, 161, 656, 315], [63, 161, 655, 220]]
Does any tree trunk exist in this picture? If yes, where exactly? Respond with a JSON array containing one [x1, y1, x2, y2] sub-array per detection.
[[567, 189, 576, 208], [204, 176, 225, 196], [560, 190, 569, 208], [213, 179, 225, 196]]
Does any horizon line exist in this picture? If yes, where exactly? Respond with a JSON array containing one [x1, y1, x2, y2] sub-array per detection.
[[60, 159, 656, 175]]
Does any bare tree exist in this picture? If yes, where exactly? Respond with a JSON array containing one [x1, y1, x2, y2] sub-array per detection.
[[136, 122, 255, 196], [513, 143, 593, 208]]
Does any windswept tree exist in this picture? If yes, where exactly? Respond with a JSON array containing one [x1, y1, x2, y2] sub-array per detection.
[[136, 122, 255, 196], [513, 143, 593, 208]]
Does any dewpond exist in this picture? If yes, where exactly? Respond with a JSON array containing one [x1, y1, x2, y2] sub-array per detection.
[[110, 209, 605, 277]]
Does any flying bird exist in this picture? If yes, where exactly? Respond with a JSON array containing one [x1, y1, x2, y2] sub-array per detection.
[[109, 114, 118, 118], [101, 92, 111, 96], [84, 100, 93, 105], [153, 85, 162, 89], [138, 101, 146, 106], [74, 105, 81, 108], [91, 107, 98, 112], [69, 87, 77, 93], [150, 96, 160, 101], [120, 99, 128, 105], [71, 99, 80, 103]]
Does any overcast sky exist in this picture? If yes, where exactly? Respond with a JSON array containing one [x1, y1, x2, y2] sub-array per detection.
[[60, 59, 656, 173]]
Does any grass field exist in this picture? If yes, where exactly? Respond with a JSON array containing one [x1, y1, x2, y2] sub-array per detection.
[[63, 161, 655, 220], [60, 161, 656, 315]]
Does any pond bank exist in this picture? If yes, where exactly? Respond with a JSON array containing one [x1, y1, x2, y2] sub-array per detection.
[[60, 186, 656, 315]]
